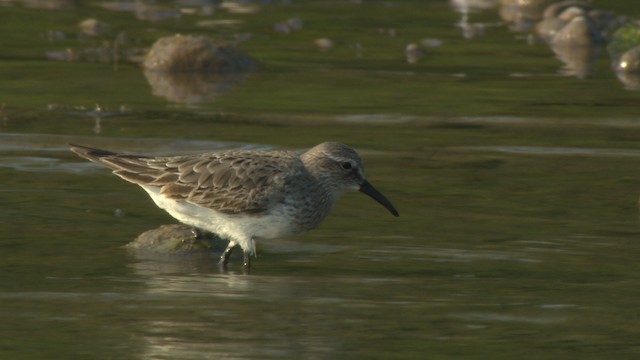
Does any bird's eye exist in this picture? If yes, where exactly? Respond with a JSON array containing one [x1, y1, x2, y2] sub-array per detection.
[[340, 161, 353, 170]]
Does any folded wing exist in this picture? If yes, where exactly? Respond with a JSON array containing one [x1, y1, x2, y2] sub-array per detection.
[[69, 144, 292, 214]]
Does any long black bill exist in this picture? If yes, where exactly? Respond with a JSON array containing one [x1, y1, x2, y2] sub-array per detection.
[[359, 179, 399, 217]]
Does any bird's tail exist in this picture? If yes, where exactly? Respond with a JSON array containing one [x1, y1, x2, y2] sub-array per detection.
[[69, 144, 119, 166], [69, 144, 170, 186]]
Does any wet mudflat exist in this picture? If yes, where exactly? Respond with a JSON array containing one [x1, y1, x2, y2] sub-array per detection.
[[1, 1, 640, 359]]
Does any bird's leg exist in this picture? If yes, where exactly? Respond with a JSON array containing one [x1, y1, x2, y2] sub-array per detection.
[[220, 240, 237, 267], [243, 251, 251, 274]]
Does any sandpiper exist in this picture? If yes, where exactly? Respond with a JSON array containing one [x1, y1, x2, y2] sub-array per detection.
[[70, 142, 399, 269]]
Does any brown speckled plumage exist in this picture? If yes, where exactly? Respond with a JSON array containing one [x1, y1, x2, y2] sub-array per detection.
[[70, 142, 398, 269]]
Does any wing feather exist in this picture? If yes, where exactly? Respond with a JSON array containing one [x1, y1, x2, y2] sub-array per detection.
[[70, 144, 301, 214]]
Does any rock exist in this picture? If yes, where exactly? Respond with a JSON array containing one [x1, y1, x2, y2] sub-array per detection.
[[550, 16, 601, 78], [314, 38, 334, 51], [535, 3, 600, 44], [126, 224, 215, 254], [551, 41, 600, 78], [143, 34, 256, 73], [551, 15, 601, 48], [534, 16, 567, 43], [144, 70, 245, 103], [78, 18, 110, 36], [405, 43, 427, 64], [542, 0, 591, 19], [616, 45, 640, 73], [557, 6, 586, 22], [615, 70, 640, 91]]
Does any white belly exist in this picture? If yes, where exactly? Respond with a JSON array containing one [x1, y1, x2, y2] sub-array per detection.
[[140, 186, 296, 255]]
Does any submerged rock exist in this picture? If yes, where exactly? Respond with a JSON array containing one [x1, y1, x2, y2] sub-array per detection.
[[550, 15, 601, 48], [535, 3, 603, 44], [78, 18, 110, 36], [143, 34, 256, 73], [531, 1, 634, 80], [534, 1, 629, 45], [142, 35, 254, 103], [616, 45, 640, 73], [144, 70, 246, 104], [551, 40, 600, 78], [556, 6, 587, 22], [405, 43, 425, 64], [534, 16, 567, 43], [542, 0, 591, 19], [615, 70, 640, 91], [126, 224, 215, 254], [550, 16, 602, 78]]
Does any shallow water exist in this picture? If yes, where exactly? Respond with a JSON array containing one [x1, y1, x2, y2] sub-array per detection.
[[2, 1, 640, 359]]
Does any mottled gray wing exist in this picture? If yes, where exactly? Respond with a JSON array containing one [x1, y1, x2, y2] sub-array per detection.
[[69, 144, 295, 214], [154, 153, 296, 214]]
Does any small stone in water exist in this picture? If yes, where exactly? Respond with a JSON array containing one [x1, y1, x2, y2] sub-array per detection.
[[314, 38, 334, 50], [78, 18, 110, 36]]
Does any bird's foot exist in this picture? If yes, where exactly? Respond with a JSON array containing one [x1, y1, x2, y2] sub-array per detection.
[[219, 241, 236, 270], [217, 241, 251, 274]]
